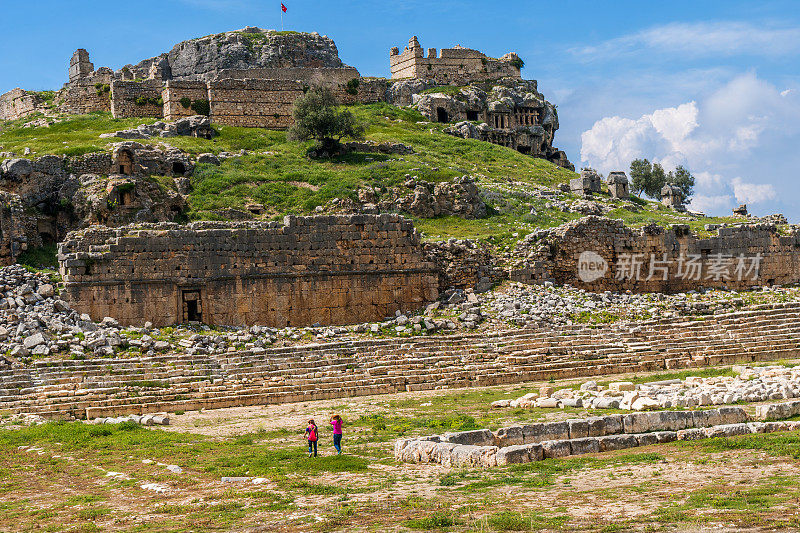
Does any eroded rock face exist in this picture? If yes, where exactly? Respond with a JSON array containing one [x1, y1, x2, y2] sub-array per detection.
[[401, 79, 572, 170], [384, 176, 487, 219], [156, 28, 346, 81]]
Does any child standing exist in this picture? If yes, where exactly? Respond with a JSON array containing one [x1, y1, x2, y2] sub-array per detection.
[[330, 414, 343, 455], [305, 419, 318, 457]]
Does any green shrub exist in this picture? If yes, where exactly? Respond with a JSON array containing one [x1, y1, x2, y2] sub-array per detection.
[[190, 99, 210, 116], [346, 78, 360, 96], [180, 97, 192, 109], [134, 96, 163, 107]]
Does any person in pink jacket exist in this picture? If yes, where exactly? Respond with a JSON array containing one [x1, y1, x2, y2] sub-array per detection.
[[330, 414, 343, 455]]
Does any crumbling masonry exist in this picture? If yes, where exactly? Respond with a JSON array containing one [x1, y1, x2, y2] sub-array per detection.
[[58, 215, 439, 327]]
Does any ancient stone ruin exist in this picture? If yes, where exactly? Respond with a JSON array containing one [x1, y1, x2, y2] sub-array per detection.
[[389, 36, 522, 85], [513, 216, 800, 292], [570, 168, 602, 196], [661, 184, 685, 211], [58, 215, 439, 327], [607, 171, 630, 199], [1, 28, 386, 129]]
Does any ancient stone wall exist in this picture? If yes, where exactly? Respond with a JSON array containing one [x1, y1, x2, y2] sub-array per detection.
[[110, 80, 164, 119], [0, 192, 28, 266], [207, 78, 303, 129], [512, 216, 800, 292], [162, 80, 209, 121], [0, 89, 44, 121], [390, 37, 521, 84], [58, 215, 439, 327]]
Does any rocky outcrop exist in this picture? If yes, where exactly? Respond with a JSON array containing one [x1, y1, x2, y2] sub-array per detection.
[[399, 79, 573, 170], [131, 28, 346, 81], [99, 115, 216, 140], [384, 176, 487, 219]]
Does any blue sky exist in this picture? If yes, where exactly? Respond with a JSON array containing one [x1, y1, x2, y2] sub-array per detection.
[[1, 0, 798, 221]]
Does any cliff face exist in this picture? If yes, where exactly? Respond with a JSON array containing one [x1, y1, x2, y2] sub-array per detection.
[[129, 27, 347, 81]]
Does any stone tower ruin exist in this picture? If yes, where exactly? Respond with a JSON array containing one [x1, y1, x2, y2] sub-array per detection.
[[69, 49, 94, 82]]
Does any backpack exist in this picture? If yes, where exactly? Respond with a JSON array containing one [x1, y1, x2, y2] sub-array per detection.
[[308, 426, 317, 441]]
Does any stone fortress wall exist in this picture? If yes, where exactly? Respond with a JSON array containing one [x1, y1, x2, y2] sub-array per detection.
[[513, 216, 800, 292], [390, 36, 522, 84], [58, 215, 439, 328], [110, 80, 165, 119], [0, 88, 45, 121], [206, 78, 303, 129]]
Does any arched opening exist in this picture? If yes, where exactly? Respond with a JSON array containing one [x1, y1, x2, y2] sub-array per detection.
[[116, 150, 134, 175], [436, 107, 449, 123], [172, 161, 186, 175]]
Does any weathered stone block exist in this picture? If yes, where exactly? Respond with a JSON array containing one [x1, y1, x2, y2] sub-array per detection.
[[522, 421, 569, 444], [541, 440, 572, 459], [569, 437, 600, 456]]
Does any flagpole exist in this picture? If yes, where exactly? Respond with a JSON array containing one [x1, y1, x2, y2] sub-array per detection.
[[280, 3, 284, 31]]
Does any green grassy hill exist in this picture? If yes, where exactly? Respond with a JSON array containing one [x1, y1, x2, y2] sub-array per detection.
[[0, 105, 747, 249]]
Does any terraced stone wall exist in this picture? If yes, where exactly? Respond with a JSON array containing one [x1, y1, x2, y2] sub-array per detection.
[[207, 78, 303, 129], [162, 81, 209, 121], [513, 216, 800, 293], [110, 80, 164, 119], [58, 215, 439, 327]]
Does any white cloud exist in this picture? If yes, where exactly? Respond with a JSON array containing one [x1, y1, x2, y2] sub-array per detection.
[[731, 178, 777, 204], [573, 21, 800, 60], [688, 194, 734, 213], [580, 73, 800, 217]]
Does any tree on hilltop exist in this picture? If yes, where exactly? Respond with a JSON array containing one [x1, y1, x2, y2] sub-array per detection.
[[629, 159, 695, 201], [287, 86, 364, 155]]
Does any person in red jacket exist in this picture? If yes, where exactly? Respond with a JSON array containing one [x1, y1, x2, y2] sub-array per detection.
[[305, 419, 318, 457]]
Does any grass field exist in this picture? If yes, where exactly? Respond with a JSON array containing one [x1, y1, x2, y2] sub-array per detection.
[[3, 365, 800, 532], [0, 106, 753, 245]]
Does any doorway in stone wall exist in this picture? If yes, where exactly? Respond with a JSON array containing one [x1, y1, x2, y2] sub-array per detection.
[[116, 149, 134, 175], [182, 289, 202, 323], [436, 107, 449, 123]]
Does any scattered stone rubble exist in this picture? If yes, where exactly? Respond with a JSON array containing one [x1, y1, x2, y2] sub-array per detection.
[[395, 406, 800, 468], [98, 115, 216, 140], [1, 259, 798, 365], [91, 413, 170, 426], [493, 365, 800, 411]]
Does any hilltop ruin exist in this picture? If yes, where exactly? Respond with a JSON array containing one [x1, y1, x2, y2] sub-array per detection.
[[0, 29, 572, 168]]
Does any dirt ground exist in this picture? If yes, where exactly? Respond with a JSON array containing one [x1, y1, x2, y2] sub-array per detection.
[[4, 366, 800, 532]]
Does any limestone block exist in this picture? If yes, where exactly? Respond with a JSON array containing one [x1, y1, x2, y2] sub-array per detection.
[[654, 431, 677, 443], [522, 421, 569, 444], [567, 419, 589, 439], [610, 381, 635, 392], [569, 437, 600, 456], [586, 416, 606, 437], [493, 425, 524, 447], [443, 429, 494, 446], [622, 412, 660, 434], [703, 423, 752, 439], [635, 433, 659, 446], [601, 414, 624, 435], [597, 434, 639, 452], [677, 428, 706, 441], [495, 443, 543, 465], [541, 440, 571, 459]]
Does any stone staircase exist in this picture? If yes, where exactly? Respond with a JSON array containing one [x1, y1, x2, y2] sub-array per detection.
[[1, 302, 799, 419]]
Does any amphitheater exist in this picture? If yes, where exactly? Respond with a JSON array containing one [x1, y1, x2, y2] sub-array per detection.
[[1, 301, 798, 419]]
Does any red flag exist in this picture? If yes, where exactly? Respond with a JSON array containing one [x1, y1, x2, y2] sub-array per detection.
[[281, 2, 287, 12]]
